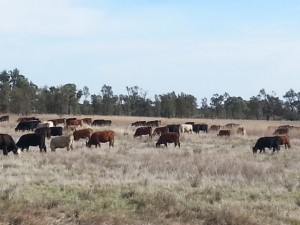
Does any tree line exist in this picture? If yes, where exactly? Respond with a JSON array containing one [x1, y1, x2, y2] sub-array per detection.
[[1, 68, 300, 120]]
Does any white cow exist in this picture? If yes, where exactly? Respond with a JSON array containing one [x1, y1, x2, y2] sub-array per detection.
[[179, 124, 193, 133], [50, 134, 74, 152], [36, 121, 54, 129]]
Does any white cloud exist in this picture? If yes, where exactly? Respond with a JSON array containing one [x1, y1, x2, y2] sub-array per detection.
[[0, 0, 103, 37]]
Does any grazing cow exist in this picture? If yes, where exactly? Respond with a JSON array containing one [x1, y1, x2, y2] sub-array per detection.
[[73, 128, 94, 141], [50, 135, 74, 152], [252, 136, 280, 153], [48, 118, 66, 127], [131, 121, 147, 127], [66, 119, 82, 126], [36, 121, 54, 129], [66, 117, 77, 124], [193, 123, 208, 133], [156, 132, 180, 148], [133, 126, 152, 138], [15, 120, 41, 132], [167, 124, 180, 133], [0, 133, 19, 155], [217, 129, 231, 137], [0, 115, 9, 122], [146, 120, 161, 127], [34, 127, 52, 139], [86, 130, 115, 148], [91, 119, 112, 126], [209, 125, 221, 132], [224, 123, 240, 129], [276, 135, 291, 149], [16, 133, 47, 152], [237, 127, 246, 136], [50, 127, 63, 136], [17, 117, 39, 122], [179, 124, 193, 133], [185, 122, 195, 126], [152, 126, 169, 136], [81, 117, 92, 125], [273, 127, 288, 135]]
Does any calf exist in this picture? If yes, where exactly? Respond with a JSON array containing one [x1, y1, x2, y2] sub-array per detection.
[[156, 132, 180, 148], [0, 133, 19, 155], [86, 130, 115, 148], [50, 135, 74, 151]]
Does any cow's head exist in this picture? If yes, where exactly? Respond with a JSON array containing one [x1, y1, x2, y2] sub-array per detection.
[[252, 147, 258, 153]]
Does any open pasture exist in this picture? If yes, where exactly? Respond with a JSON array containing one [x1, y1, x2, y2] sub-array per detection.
[[0, 115, 300, 225]]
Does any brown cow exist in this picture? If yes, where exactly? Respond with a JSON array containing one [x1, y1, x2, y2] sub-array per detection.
[[131, 121, 147, 127], [276, 135, 291, 149], [146, 120, 161, 127], [66, 119, 82, 126], [48, 118, 66, 127], [224, 123, 240, 129], [237, 127, 246, 136], [73, 128, 94, 141], [134, 126, 152, 138], [152, 126, 169, 136], [217, 129, 231, 137], [209, 125, 221, 132], [81, 117, 92, 125], [273, 127, 288, 135], [86, 130, 115, 148], [156, 132, 180, 148]]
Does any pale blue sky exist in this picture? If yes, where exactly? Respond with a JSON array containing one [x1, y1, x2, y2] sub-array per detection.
[[1, 0, 300, 104]]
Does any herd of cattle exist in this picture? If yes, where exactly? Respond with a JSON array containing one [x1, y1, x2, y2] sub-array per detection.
[[0, 116, 295, 156]]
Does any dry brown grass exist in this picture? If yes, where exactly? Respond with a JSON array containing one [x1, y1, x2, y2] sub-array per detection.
[[0, 114, 299, 224]]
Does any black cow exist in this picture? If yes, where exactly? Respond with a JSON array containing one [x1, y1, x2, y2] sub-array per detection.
[[0, 133, 19, 155], [50, 127, 63, 136], [92, 119, 112, 126], [166, 124, 180, 133], [34, 127, 52, 139], [16, 133, 47, 152], [15, 120, 40, 132], [131, 121, 147, 127], [0, 115, 9, 122], [253, 136, 280, 153], [193, 123, 208, 133]]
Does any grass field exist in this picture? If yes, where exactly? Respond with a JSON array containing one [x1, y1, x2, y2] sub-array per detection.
[[0, 114, 300, 225]]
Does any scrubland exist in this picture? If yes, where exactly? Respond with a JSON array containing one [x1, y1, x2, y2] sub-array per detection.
[[0, 115, 300, 225]]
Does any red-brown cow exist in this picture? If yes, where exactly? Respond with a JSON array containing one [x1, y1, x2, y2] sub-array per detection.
[[156, 132, 180, 148], [217, 129, 231, 137], [209, 125, 221, 132], [81, 118, 92, 125], [66, 119, 82, 126], [48, 118, 66, 126], [152, 126, 169, 136], [134, 126, 152, 138], [273, 127, 288, 135], [276, 135, 291, 149], [73, 128, 94, 141], [86, 130, 115, 148]]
